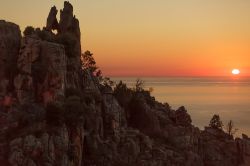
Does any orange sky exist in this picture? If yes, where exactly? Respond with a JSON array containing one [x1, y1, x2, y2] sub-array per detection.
[[1, 0, 250, 76]]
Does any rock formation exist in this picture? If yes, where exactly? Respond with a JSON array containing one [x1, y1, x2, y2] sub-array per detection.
[[0, 20, 21, 104], [46, 1, 81, 89], [0, 1, 250, 166], [46, 6, 59, 32], [14, 37, 66, 105]]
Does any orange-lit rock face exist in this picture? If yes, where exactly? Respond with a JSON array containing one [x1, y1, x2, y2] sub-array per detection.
[[14, 37, 66, 104], [2, 95, 13, 107], [42, 91, 54, 105], [38, 42, 66, 101], [111, 119, 119, 131], [0, 93, 15, 111], [14, 75, 33, 104]]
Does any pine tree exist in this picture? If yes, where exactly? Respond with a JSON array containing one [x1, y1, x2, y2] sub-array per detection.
[[209, 114, 223, 130]]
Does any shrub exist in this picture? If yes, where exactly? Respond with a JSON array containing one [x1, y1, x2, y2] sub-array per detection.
[[81, 50, 98, 74], [23, 26, 35, 36], [226, 120, 238, 137], [114, 81, 133, 107], [209, 114, 223, 130], [35, 28, 56, 42], [134, 79, 144, 92]]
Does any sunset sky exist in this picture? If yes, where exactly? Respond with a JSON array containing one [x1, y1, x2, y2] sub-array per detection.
[[1, 0, 250, 76]]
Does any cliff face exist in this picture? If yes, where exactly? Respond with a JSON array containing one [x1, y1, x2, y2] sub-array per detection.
[[14, 37, 66, 105], [0, 20, 21, 98], [0, 1, 250, 166], [46, 1, 82, 89]]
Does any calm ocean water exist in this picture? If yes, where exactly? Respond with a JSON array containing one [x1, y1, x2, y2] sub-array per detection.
[[111, 77, 250, 137]]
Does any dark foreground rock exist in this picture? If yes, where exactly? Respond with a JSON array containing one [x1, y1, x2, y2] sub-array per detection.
[[0, 1, 250, 166]]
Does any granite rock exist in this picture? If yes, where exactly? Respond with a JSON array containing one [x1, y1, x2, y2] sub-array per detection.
[[0, 1, 249, 166]]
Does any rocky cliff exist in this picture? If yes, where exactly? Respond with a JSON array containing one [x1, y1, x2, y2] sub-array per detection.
[[0, 1, 250, 166]]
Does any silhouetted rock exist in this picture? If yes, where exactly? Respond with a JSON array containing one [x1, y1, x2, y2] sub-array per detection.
[[0, 1, 249, 166], [176, 106, 192, 127], [58, 1, 81, 57], [45, 1, 82, 89], [128, 93, 162, 137], [46, 6, 59, 32]]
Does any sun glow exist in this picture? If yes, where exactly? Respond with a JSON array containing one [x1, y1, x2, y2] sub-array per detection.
[[232, 69, 240, 75]]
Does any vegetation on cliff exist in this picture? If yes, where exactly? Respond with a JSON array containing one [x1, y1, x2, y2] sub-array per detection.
[[0, 1, 249, 166]]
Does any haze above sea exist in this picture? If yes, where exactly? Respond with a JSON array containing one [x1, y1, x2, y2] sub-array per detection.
[[111, 77, 250, 137]]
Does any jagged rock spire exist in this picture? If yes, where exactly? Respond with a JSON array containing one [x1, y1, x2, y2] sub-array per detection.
[[59, 1, 81, 50], [45, 1, 82, 89], [46, 6, 59, 32], [59, 1, 74, 33], [46, 1, 81, 41]]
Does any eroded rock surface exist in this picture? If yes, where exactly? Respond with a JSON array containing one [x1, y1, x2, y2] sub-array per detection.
[[0, 1, 250, 166], [14, 37, 66, 104], [0, 20, 21, 101], [46, 6, 59, 32]]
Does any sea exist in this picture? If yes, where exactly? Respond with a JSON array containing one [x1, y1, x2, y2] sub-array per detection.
[[111, 77, 250, 137]]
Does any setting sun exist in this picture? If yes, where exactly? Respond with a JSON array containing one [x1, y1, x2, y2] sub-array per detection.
[[232, 69, 240, 75]]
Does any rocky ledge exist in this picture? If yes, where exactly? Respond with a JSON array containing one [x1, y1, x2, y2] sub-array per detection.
[[0, 1, 250, 166]]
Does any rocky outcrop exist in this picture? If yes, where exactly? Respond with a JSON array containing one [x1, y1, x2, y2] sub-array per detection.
[[128, 92, 162, 137], [175, 106, 192, 126], [0, 20, 21, 103], [102, 86, 127, 136], [8, 126, 70, 166], [59, 1, 81, 89], [200, 127, 241, 166], [0, 1, 250, 166], [59, 2, 81, 39], [14, 37, 66, 105], [236, 134, 250, 165], [46, 1, 81, 89], [0, 21, 21, 77], [46, 6, 59, 32]]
